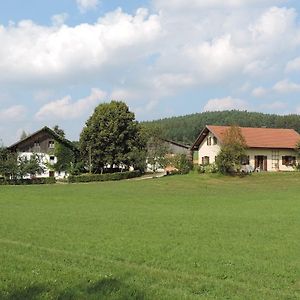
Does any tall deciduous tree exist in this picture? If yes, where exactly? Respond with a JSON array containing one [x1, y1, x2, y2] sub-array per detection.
[[216, 126, 247, 174], [0, 147, 18, 179], [79, 101, 145, 173]]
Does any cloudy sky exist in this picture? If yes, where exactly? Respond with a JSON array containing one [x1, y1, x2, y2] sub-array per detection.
[[1, 0, 300, 144]]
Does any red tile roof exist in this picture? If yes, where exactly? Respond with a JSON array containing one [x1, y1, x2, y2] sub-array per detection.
[[207, 125, 300, 149]]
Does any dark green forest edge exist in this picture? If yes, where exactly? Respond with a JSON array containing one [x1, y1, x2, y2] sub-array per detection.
[[142, 110, 300, 145]]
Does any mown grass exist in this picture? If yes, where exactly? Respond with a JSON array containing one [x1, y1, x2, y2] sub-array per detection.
[[0, 172, 300, 299]]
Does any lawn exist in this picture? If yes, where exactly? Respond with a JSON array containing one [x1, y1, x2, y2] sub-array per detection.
[[0, 173, 300, 299]]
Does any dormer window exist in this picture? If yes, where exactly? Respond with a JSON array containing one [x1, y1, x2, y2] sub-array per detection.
[[207, 137, 212, 146], [49, 140, 55, 149]]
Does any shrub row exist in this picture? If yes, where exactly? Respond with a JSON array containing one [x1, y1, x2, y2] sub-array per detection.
[[68, 170, 141, 183], [0, 177, 56, 185], [196, 163, 219, 174]]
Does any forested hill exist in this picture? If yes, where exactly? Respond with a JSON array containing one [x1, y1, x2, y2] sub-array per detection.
[[142, 110, 300, 145]]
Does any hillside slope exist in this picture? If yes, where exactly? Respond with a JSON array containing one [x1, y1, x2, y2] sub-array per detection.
[[142, 110, 300, 144]]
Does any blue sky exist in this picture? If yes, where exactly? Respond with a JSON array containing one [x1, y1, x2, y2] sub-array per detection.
[[1, 0, 300, 144]]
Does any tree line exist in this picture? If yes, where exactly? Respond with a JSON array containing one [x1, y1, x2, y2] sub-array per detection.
[[142, 110, 300, 144]]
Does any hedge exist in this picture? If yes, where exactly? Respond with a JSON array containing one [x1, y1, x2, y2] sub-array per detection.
[[0, 177, 56, 185], [68, 170, 141, 183]]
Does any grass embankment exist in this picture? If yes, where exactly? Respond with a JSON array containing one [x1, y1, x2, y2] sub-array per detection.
[[0, 173, 299, 299]]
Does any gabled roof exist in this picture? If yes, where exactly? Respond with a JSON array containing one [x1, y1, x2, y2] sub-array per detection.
[[192, 125, 300, 150], [8, 126, 78, 152], [161, 138, 190, 149]]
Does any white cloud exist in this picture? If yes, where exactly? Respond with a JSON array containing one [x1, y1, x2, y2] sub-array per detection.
[[273, 79, 300, 93], [110, 89, 141, 101], [0, 105, 26, 122], [33, 90, 54, 102], [183, 35, 248, 82], [0, 8, 162, 84], [260, 101, 287, 111], [285, 57, 300, 73], [35, 88, 106, 120], [203, 97, 249, 111], [51, 13, 68, 27], [252, 79, 300, 97], [76, 0, 99, 13], [154, 0, 285, 10], [252, 87, 268, 97], [249, 7, 297, 42]]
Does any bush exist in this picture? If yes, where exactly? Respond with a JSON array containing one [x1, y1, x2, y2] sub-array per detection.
[[169, 154, 192, 175], [68, 170, 141, 183], [0, 177, 56, 185], [293, 164, 300, 172], [196, 163, 219, 174], [196, 165, 205, 174], [204, 163, 218, 174]]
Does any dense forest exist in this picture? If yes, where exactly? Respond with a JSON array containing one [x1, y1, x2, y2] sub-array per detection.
[[142, 110, 300, 145]]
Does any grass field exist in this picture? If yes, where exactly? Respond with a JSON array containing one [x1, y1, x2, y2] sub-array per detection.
[[0, 173, 300, 299]]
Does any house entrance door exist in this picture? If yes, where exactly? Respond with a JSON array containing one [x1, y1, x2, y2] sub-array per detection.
[[255, 156, 268, 171]]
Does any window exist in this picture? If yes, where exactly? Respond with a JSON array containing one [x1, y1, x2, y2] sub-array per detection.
[[207, 137, 212, 146], [202, 156, 210, 165], [213, 137, 218, 145], [49, 140, 55, 149], [49, 155, 55, 165], [34, 141, 40, 147], [241, 155, 250, 165], [282, 156, 296, 166]]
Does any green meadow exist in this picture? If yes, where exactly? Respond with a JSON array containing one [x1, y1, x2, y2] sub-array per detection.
[[0, 173, 300, 299]]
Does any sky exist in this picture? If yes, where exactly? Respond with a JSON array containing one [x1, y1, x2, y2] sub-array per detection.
[[1, 0, 300, 145]]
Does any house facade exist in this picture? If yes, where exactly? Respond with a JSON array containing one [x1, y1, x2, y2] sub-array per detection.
[[191, 125, 300, 172], [146, 139, 191, 173], [8, 126, 78, 178]]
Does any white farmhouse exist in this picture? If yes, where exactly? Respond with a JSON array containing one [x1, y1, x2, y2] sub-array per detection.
[[8, 127, 78, 179], [191, 125, 300, 172]]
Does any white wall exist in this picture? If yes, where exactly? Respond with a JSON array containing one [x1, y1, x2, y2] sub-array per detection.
[[198, 132, 221, 165], [197, 135, 298, 171], [18, 152, 68, 179], [247, 149, 297, 172]]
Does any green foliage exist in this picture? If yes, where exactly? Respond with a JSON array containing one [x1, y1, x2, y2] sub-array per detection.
[[1, 148, 44, 180], [216, 126, 247, 174], [52, 125, 65, 138], [0, 147, 18, 179], [18, 154, 44, 178], [80, 101, 146, 173], [68, 170, 141, 183], [294, 141, 300, 171], [0, 177, 55, 185], [143, 110, 300, 144], [197, 163, 219, 174], [169, 154, 192, 174], [54, 142, 76, 173]]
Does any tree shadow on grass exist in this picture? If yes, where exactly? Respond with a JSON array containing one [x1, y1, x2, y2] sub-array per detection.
[[59, 277, 145, 300], [1, 284, 48, 300], [2, 277, 144, 300]]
